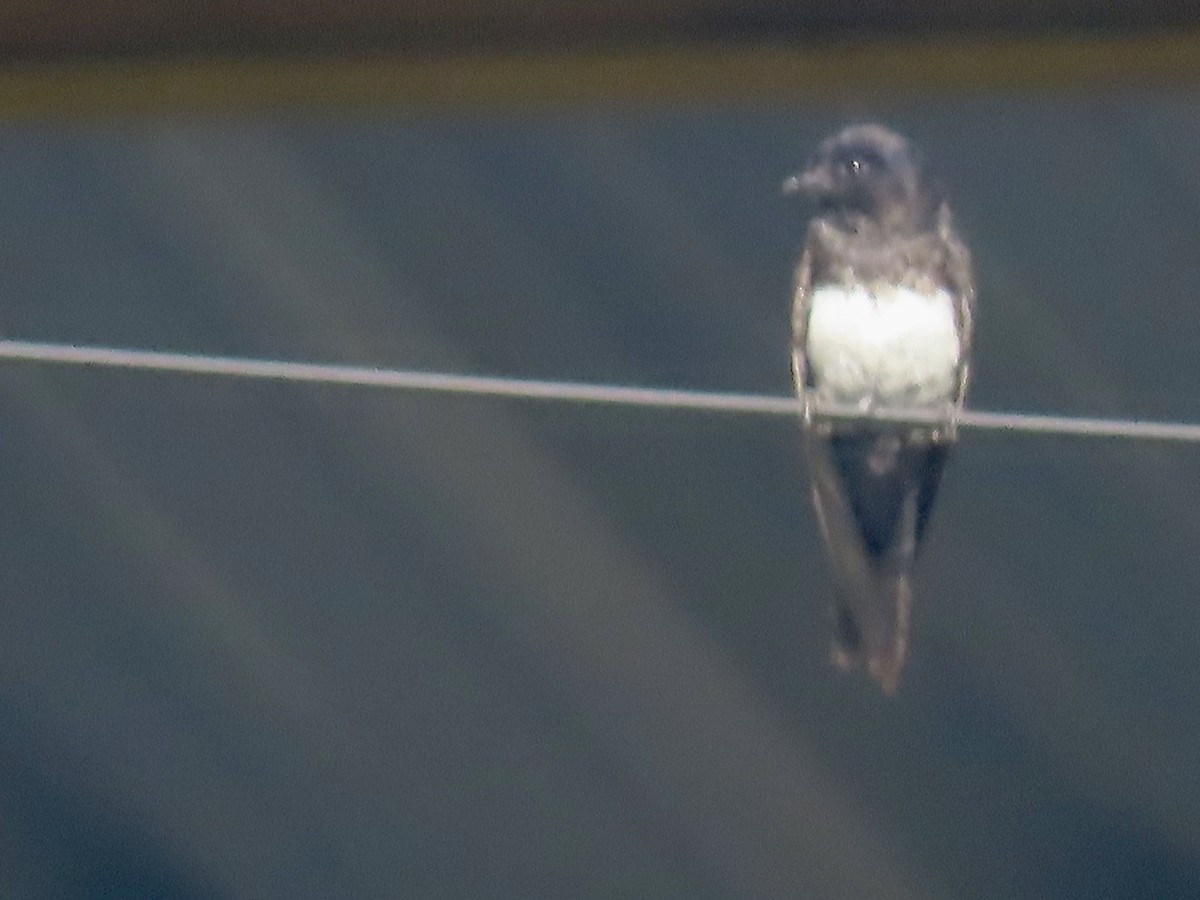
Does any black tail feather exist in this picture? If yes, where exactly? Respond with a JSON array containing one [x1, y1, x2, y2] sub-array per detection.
[[805, 426, 951, 692]]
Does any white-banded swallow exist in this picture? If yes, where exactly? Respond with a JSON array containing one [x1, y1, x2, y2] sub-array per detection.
[[786, 123, 975, 693]]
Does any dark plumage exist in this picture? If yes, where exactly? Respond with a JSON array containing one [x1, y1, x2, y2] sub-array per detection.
[[787, 124, 975, 693]]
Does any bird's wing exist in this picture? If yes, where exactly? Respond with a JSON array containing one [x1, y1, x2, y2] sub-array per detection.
[[790, 229, 816, 411], [939, 204, 976, 407]]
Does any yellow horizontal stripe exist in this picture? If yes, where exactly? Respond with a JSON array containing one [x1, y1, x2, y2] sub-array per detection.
[[1, 31, 1198, 118]]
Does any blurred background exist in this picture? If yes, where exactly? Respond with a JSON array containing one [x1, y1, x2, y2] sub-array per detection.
[[2, 2, 1200, 897]]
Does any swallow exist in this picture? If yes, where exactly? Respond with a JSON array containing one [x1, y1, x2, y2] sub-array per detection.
[[786, 123, 975, 693]]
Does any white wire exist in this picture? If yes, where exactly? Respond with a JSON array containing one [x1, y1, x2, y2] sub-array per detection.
[[2, 338, 1199, 444]]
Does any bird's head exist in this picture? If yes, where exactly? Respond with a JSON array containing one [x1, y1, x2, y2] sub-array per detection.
[[784, 124, 937, 232]]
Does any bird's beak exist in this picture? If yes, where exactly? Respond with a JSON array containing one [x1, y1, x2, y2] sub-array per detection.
[[781, 168, 830, 197]]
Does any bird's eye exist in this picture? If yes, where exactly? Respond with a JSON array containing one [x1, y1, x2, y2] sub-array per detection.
[[833, 153, 866, 177], [836, 146, 886, 177]]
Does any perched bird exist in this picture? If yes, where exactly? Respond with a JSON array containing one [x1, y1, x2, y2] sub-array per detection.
[[786, 124, 974, 693]]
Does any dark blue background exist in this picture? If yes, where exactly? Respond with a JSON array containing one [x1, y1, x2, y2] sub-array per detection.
[[0, 95, 1198, 897]]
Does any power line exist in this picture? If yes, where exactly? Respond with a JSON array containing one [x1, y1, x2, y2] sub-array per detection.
[[1, 338, 1198, 444]]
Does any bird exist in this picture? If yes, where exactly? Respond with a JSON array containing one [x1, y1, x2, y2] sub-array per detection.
[[785, 123, 975, 693]]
